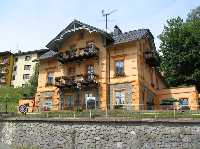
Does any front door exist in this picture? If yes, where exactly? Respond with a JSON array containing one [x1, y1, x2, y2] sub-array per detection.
[[64, 94, 74, 110]]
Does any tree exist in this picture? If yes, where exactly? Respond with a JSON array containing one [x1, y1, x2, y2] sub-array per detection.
[[22, 62, 39, 98], [159, 7, 200, 91], [187, 6, 200, 21], [0, 86, 23, 102]]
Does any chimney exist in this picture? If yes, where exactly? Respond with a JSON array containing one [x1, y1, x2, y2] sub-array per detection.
[[114, 25, 122, 36]]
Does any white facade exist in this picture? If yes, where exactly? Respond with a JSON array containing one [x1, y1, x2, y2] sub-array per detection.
[[11, 52, 38, 88]]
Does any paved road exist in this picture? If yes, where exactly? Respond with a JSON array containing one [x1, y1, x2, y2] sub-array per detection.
[[0, 143, 11, 149]]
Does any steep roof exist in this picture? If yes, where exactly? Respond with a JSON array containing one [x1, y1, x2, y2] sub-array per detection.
[[39, 50, 57, 60], [14, 49, 49, 56], [0, 51, 13, 56], [112, 29, 153, 45], [46, 20, 112, 49], [46, 19, 155, 51]]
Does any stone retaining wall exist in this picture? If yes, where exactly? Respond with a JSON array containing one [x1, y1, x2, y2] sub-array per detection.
[[1, 118, 200, 149]]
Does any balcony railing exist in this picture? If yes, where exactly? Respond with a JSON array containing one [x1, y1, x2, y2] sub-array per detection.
[[0, 68, 8, 74], [55, 74, 99, 89], [58, 44, 99, 63], [144, 51, 160, 67]]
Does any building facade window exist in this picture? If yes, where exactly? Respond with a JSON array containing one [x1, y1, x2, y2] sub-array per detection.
[[47, 72, 54, 85], [115, 60, 124, 76], [68, 67, 75, 76], [15, 57, 18, 62], [43, 99, 52, 111], [25, 56, 31, 61], [12, 75, 15, 80], [13, 66, 17, 71], [24, 65, 31, 70], [87, 65, 94, 80], [23, 74, 30, 80], [115, 90, 125, 105], [179, 98, 189, 106]]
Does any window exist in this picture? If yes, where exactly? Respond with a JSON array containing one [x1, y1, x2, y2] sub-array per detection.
[[2, 58, 8, 64], [47, 72, 54, 85], [13, 66, 17, 71], [43, 99, 52, 111], [24, 65, 31, 70], [25, 56, 31, 61], [79, 31, 84, 39], [68, 67, 75, 76], [12, 75, 15, 80], [115, 90, 125, 105], [87, 65, 94, 80], [15, 57, 18, 62], [179, 98, 189, 106], [115, 60, 124, 76], [23, 74, 30, 80]]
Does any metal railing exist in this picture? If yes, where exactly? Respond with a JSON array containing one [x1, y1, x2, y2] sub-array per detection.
[[1, 102, 200, 119]]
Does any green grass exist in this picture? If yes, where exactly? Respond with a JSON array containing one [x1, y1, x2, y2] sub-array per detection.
[[12, 109, 200, 119], [1, 102, 200, 119], [0, 102, 18, 113]]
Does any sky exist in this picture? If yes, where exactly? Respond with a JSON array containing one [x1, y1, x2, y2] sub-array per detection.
[[0, 0, 199, 53]]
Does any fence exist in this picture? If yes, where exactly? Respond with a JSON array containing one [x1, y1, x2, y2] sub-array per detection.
[[1, 102, 200, 119]]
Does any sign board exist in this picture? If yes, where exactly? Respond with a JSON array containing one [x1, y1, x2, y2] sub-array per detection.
[[86, 97, 96, 109], [19, 105, 27, 113]]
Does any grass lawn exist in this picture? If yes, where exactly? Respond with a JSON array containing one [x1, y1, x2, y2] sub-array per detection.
[[12, 109, 200, 119], [1, 102, 200, 119]]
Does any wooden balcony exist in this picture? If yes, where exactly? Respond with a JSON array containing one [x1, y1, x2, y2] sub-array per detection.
[[58, 44, 99, 63], [144, 51, 160, 67], [55, 74, 99, 89]]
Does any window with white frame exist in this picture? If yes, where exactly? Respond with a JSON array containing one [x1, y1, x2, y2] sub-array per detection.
[[25, 55, 31, 61], [179, 98, 189, 106], [115, 60, 124, 76], [23, 74, 30, 80], [24, 65, 31, 70], [115, 90, 125, 105], [47, 72, 54, 84]]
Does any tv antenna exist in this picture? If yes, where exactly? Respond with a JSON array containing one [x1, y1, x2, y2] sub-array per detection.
[[102, 9, 117, 31]]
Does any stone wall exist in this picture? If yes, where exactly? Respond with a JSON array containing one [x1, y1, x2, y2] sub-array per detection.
[[1, 118, 200, 149]]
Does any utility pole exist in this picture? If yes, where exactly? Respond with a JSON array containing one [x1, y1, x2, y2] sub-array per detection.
[[102, 9, 117, 31]]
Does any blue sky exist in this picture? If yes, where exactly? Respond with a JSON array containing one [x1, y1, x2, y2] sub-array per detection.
[[0, 0, 199, 52]]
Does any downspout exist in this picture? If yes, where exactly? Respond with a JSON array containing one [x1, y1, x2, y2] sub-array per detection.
[[108, 45, 111, 110]]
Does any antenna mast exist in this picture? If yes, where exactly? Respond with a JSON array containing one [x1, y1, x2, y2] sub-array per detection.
[[102, 9, 117, 31]]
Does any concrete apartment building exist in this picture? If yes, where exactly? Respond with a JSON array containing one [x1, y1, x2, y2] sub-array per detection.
[[32, 20, 199, 111], [0, 51, 14, 86], [11, 50, 47, 88]]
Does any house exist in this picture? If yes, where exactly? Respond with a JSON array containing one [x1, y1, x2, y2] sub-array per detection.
[[11, 49, 48, 88], [35, 20, 199, 111], [0, 51, 14, 86]]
